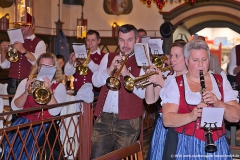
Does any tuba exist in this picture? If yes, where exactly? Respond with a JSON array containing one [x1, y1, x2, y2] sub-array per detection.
[[76, 49, 91, 76], [6, 44, 19, 62], [28, 75, 52, 104], [106, 53, 129, 91], [199, 70, 217, 153]]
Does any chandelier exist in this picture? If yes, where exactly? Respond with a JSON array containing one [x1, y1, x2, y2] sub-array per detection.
[[143, 0, 208, 10]]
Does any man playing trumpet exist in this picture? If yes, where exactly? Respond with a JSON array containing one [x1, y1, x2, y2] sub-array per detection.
[[64, 30, 105, 95], [91, 24, 146, 158]]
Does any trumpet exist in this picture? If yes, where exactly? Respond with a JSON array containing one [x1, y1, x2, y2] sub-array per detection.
[[123, 65, 172, 92], [106, 53, 129, 91], [6, 44, 19, 62], [28, 76, 52, 104], [151, 55, 168, 69], [76, 49, 91, 76], [199, 70, 217, 153]]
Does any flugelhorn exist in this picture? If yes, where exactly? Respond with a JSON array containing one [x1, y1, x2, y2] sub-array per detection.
[[6, 44, 19, 62], [106, 53, 129, 91], [199, 70, 217, 153], [76, 49, 91, 76], [28, 75, 52, 104]]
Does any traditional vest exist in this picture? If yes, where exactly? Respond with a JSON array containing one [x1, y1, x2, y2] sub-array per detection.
[[22, 83, 59, 122], [9, 37, 41, 79], [174, 74, 225, 142], [94, 52, 143, 120], [235, 45, 240, 85], [73, 52, 105, 92]]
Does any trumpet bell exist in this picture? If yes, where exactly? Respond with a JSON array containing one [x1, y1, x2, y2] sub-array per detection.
[[6, 50, 19, 62], [106, 77, 121, 91], [123, 75, 134, 92], [76, 65, 88, 76], [152, 55, 167, 69], [33, 88, 52, 105]]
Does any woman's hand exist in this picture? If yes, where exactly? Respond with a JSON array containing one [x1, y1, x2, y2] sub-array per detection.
[[202, 91, 220, 107], [190, 102, 207, 121], [147, 66, 164, 87], [43, 77, 52, 92], [25, 78, 35, 95]]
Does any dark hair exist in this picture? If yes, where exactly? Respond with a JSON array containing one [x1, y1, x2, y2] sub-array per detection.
[[118, 24, 138, 38], [137, 28, 147, 35], [196, 35, 205, 41], [87, 29, 100, 39], [172, 39, 186, 48], [56, 54, 65, 62]]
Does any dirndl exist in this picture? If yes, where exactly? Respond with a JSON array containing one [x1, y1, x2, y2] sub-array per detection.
[[3, 117, 50, 160], [148, 114, 168, 160], [175, 133, 232, 160]]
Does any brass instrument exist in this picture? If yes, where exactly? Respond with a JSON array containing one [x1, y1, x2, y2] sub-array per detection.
[[6, 44, 19, 62], [28, 76, 52, 104], [123, 65, 173, 92], [151, 55, 168, 69], [76, 49, 91, 76], [106, 53, 129, 91], [199, 70, 217, 153]]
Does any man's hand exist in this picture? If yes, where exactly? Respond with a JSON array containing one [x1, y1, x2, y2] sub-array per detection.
[[14, 42, 26, 53], [69, 52, 76, 64], [107, 55, 122, 76]]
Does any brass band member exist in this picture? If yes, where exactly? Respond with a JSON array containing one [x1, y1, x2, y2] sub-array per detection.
[[3, 53, 66, 160], [146, 39, 187, 160], [0, 13, 46, 106], [64, 30, 105, 95], [161, 40, 240, 159], [91, 24, 145, 158]]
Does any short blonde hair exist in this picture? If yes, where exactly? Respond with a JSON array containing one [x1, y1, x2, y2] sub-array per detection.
[[29, 53, 63, 82]]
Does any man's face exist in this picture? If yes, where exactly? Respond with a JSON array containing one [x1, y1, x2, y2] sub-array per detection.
[[20, 24, 34, 38], [118, 30, 137, 55], [138, 31, 147, 43], [85, 34, 101, 52]]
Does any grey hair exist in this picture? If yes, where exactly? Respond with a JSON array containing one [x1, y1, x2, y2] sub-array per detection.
[[183, 40, 210, 60]]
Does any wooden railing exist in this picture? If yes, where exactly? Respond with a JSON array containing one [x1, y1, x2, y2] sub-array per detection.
[[0, 95, 93, 160]]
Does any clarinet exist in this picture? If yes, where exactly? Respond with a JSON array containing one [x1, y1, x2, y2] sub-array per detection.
[[199, 70, 217, 153]]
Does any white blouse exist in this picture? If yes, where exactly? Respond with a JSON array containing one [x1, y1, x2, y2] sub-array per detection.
[[11, 78, 67, 116], [160, 71, 238, 106]]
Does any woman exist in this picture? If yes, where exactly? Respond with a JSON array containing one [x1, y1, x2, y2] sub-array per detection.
[[146, 39, 187, 160], [161, 40, 240, 159], [3, 53, 66, 159]]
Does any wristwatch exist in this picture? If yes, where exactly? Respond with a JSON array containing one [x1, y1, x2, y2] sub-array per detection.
[[22, 51, 27, 56]]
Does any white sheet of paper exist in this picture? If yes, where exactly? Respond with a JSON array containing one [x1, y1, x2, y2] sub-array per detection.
[[72, 43, 87, 58], [7, 28, 24, 44], [134, 43, 152, 67], [142, 36, 151, 43], [36, 65, 57, 81], [200, 107, 225, 128], [148, 39, 163, 55]]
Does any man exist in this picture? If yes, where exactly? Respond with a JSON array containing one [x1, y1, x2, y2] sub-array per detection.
[[91, 24, 145, 158], [196, 35, 223, 74], [0, 14, 46, 105], [137, 28, 147, 43], [64, 30, 105, 95]]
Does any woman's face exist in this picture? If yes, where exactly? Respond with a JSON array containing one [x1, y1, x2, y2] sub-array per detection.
[[186, 49, 209, 78], [170, 46, 186, 72], [38, 58, 54, 72]]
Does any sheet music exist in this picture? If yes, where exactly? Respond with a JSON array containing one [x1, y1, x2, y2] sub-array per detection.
[[148, 39, 163, 55], [36, 65, 57, 81], [7, 28, 24, 44], [72, 43, 87, 58], [134, 43, 151, 67], [142, 36, 151, 43], [200, 107, 225, 128]]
